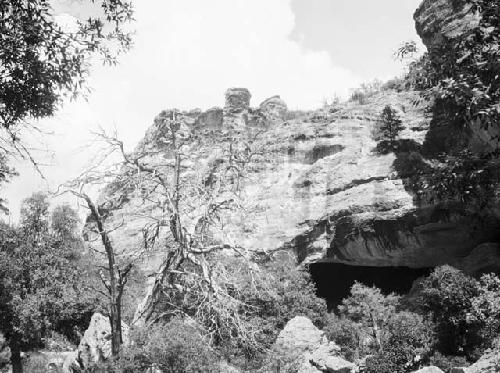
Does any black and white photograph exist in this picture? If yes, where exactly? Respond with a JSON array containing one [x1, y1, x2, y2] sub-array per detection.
[[1, 0, 499, 372]]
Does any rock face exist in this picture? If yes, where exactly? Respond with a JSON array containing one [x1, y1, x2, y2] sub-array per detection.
[[271, 316, 353, 373], [414, 0, 480, 48], [91, 88, 500, 275], [63, 313, 129, 372]]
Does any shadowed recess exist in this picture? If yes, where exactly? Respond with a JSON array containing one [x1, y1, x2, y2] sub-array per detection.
[[308, 262, 432, 310]]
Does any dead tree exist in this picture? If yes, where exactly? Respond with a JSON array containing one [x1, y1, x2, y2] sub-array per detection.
[[63, 110, 263, 348], [62, 189, 133, 356]]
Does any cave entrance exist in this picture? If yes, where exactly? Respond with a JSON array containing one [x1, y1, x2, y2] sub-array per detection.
[[308, 262, 432, 310]]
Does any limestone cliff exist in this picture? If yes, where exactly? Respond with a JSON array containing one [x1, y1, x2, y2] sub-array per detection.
[[89, 85, 500, 275]]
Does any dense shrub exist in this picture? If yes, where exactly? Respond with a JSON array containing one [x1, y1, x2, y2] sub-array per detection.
[[365, 312, 435, 373], [116, 318, 218, 373], [323, 314, 362, 361], [417, 266, 482, 359], [470, 274, 500, 352]]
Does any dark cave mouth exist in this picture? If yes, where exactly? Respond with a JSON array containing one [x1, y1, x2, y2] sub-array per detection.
[[308, 262, 433, 310]]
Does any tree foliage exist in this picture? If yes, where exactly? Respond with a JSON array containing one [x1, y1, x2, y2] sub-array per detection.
[[338, 282, 400, 352], [417, 266, 482, 359], [0, 0, 133, 130], [0, 193, 100, 372]]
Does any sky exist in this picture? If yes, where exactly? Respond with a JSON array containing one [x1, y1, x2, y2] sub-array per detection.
[[2, 0, 424, 222]]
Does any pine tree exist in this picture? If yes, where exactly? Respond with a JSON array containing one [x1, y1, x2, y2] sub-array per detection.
[[375, 105, 405, 143]]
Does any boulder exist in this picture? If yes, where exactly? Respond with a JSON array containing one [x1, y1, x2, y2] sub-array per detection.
[[467, 342, 500, 373], [300, 350, 355, 373], [63, 313, 130, 372], [273, 316, 343, 373], [219, 361, 241, 373], [412, 367, 445, 373], [259, 95, 288, 122], [450, 368, 469, 373]]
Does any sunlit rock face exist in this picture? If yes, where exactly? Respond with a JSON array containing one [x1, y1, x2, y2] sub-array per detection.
[[90, 85, 500, 274]]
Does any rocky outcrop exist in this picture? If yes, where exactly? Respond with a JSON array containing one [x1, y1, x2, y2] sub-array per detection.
[[90, 87, 500, 274], [223, 87, 251, 128], [260, 95, 288, 122], [271, 316, 353, 373], [414, 0, 480, 48], [63, 313, 129, 372]]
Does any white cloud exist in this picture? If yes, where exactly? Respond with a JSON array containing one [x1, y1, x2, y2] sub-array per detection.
[[3, 0, 361, 220]]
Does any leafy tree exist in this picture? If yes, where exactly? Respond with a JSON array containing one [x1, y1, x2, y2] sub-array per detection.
[[470, 273, 500, 353], [373, 105, 405, 147], [366, 312, 434, 373], [417, 0, 500, 135], [0, 193, 100, 373], [418, 265, 481, 359], [0, 0, 133, 130], [338, 282, 400, 352]]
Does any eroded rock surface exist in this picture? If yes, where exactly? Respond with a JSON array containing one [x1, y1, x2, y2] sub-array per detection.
[[91, 87, 500, 274]]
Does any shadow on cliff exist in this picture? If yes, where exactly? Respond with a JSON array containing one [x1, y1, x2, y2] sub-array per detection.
[[379, 103, 500, 272]]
